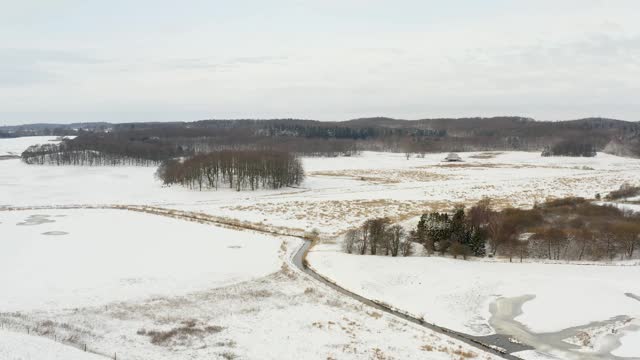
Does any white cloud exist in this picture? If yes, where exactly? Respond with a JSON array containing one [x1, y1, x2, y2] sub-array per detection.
[[1, 0, 639, 124]]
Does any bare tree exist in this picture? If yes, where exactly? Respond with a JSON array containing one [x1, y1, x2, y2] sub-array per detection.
[[502, 236, 529, 262], [450, 242, 471, 260], [388, 225, 404, 257], [343, 229, 359, 254], [531, 227, 566, 260], [487, 212, 505, 255], [358, 221, 370, 255], [156, 150, 305, 191], [400, 239, 413, 257], [468, 197, 492, 228], [613, 221, 640, 259], [367, 218, 390, 255]]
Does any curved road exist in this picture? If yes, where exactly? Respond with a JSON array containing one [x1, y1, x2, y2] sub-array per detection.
[[292, 239, 530, 360]]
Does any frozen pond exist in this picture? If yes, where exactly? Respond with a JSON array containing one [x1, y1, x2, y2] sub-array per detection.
[[0, 209, 283, 312], [309, 250, 640, 359], [491, 295, 639, 359]]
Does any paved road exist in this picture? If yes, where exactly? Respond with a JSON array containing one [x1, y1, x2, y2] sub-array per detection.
[[292, 239, 531, 359]]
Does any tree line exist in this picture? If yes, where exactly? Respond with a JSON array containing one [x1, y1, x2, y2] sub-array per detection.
[[345, 196, 640, 262], [604, 183, 640, 201], [542, 140, 597, 157], [21, 134, 186, 166], [342, 218, 413, 257], [155, 150, 304, 191], [14, 116, 640, 161]]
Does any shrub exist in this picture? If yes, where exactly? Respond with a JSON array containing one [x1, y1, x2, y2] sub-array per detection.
[[606, 183, 640, 200]]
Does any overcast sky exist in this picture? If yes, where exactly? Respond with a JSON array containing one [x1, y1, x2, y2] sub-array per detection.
[[1, 0, 639, 125]]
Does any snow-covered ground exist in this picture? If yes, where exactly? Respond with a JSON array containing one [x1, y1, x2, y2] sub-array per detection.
[[308, 244, 640, 359], [0, 209, 282, 312], [625, 194, 640, 202], [0, 137, 505, 359], [0, 217, 502, 360], [0, 136, 64, 156], [309, 246, 640, 332], [2, 137, 640, 359], [3, 150, 640, 237], [613, 319, 640, 358], [0, 330, 104, 360]]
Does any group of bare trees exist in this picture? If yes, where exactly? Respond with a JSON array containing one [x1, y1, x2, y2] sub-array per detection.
[[21, 135, 307, 192], [21, 135, 185, 166], [462, 197, 640, 262], [343, 197, 640, 262], [155, 150, 304, 191], [605, 183, 640, 201], [483, 198, 640, 262], [342, 218, 413, 257]]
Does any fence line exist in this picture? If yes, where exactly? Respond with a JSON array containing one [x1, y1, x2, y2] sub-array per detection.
[[0, 317, 120, 359], [0, 203, 304, 236]]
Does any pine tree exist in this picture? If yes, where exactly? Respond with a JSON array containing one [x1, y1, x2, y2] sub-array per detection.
[[469, 228, 487, 257]]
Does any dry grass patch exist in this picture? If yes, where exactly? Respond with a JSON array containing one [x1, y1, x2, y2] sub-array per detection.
[[420, 344, 477, 358], [244, 289, 272, 298], [139, 320, 225, 347], [279, 262, 298, 279], [325, 298, 346, 308], [452, 347, 477, 358], [310, 170, 398, 184], [304, 287, 316, 295], [311, 321, 324, 329], [131, 205, 306, 238], [434, 163, 509, 169], [215, 339, 237, 347], [220, 351, 238, 360], [366, 311, 383, 319], [468, 152, 503, 159], [226, 199, 453, 235], [371, 347, 392, 360], [421, 344, 434, 351], [310, 169, 452, 183]]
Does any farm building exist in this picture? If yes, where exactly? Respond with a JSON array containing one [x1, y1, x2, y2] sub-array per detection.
[[443, 153, 462, 162]]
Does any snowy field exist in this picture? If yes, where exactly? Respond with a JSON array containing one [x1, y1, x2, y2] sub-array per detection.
[[0, 209, 282, 312], [0, 214, 501, 360], [614, 323, 640, 358], [309, 249, 640, 335], [2, 137, 640, 359], [3, 149, 640, 237], [309, 247, 640, 358], [0, 137, 504, 359], [0, 136, 65, 156], [0, 330, 104, 360]]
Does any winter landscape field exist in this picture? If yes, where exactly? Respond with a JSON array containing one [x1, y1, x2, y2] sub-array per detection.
[[1, 135, 639, 360], [5, 1, 640, 358]]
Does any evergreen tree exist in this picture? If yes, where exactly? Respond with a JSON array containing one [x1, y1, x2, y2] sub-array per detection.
[[469, 228, 487, 257]]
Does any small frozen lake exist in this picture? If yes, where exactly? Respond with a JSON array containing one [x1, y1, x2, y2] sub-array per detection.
[[0, 209, 283, 312]]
